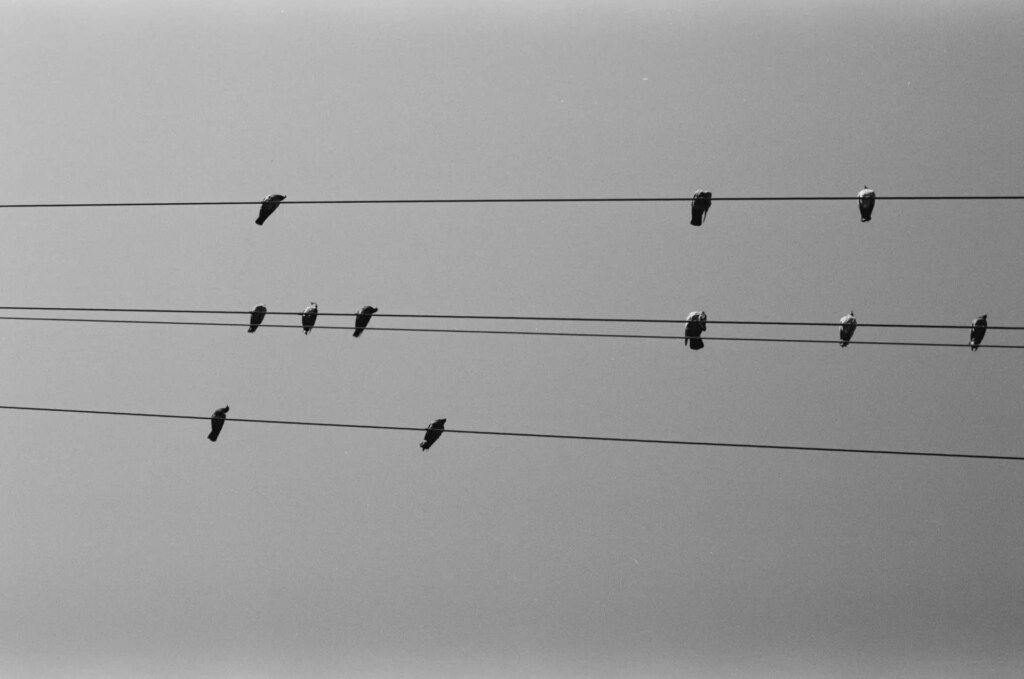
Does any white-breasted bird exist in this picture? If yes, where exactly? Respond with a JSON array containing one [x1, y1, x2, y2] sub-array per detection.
[[857, 186, 875, 222], [839, 312, 857, 347], [255, 193, 286, 225], [420, 418, 446, 450], [208, 405, 229, 442], [691, 191, 712, 226], [248, 305, 267, 333], [684, 310, 708, 350], [970, 314, 987, 351], [301, 302, 318, 335], [353, 305, 378, 338]]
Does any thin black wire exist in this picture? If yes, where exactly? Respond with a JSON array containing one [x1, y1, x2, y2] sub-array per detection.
[[0, 405, 1018, 461], [0, 315, 1019, 348], [0, 307, 1018, 330], [2, 196, 1024, 208]]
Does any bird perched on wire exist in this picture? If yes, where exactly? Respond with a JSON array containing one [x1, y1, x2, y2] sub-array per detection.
[[691, 191, 712, 226], [208, 406, 229, 442], [684, 310, 707, 350], [839, 312, 857, 347], [857, 187, 875, 222], [420, 418, 446, 450], [353, 306, 378, 337], [255, 193, 286, 225], [970, 314, 987, 351], [301, 302, 318, 335], [248, 305, 267, 333]]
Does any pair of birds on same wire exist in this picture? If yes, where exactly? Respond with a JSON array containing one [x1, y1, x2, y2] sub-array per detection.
[[683, 311, 989, 350], [247, 304, 378, 336], [838, 312, 988, 349], [207, 409, 447, 450], [689, 187, 876, 226]]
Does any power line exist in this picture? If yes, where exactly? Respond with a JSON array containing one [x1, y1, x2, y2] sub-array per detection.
[[2, 195, 1024, 209], [1, 315, 1020, 348], [0, 307, 1019, 330], [1, 405, 1018, 461]]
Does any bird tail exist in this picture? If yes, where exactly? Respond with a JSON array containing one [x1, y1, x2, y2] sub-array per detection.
[[353, 328, 364, 338], [248, 327, 257, 333], [420, 442, 429, 450], [689, 338, 704, 350], [255, 217, 266, 225], [208, 432, 218, 442]]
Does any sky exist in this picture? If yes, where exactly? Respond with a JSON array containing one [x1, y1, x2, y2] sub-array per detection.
[[1, 1, 1023, 677]]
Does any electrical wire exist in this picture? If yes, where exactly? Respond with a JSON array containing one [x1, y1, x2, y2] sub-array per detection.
[[0, 315, 1020, 348], [0, 405, 1018, 461], [2, 196, 1024, 209], [0, 307, 1019, 330]]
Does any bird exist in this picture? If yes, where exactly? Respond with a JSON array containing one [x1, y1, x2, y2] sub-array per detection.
[[353, 305, 378, 338], [857, 186, 875, 222], [255, 193, 286, 225], [208, 405, 229, 442], [691, 191, 712, 226], [839, 312, 857, 347], [301, 302, 318, 335], [248, 305, 267, 333], [684, 310, 707, 350], [420, 418, 446, 450], [970, 314, 987, 351]]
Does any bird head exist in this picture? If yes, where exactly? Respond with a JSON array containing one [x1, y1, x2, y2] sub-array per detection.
[[223, 406, 230, 412], [435, 418, 447, 427]]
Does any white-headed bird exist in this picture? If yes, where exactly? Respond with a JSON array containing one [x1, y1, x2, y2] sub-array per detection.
[[255, 193, 286, 225], [691, 191, 712, 226], [839, 312, 857, 347], [970, 314, 987, 351], [420, 418, 446, 450], [301, 302, 318, 335], [684, 310, 708, 350], [857, 187, 875, 222], [208, 405, 229, 442], [248, 305, 267, 333], [353, 305, 378, 338]]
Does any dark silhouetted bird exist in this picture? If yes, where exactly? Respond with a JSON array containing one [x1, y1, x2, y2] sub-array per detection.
[[839, 312, 857, 347], [420, 418, 446, 450], [684, 310, 707, 350], [691, 191, 712, 226], [248, 305, 267, 333], [255, 193, 286, 225], [353, 305, 378, 337], [301, 302, 318, 335], [208, 406, 229, 442], [858, 187, 875, 222], [970, 314, 987, 351]]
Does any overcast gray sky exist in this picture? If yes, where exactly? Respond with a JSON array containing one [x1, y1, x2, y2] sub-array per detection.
[[1, 1, 1022, 677]]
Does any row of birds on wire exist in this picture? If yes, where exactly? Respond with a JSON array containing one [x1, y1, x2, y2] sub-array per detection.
[[242, 303, 991, 350], [251, 187, 879, 228]]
